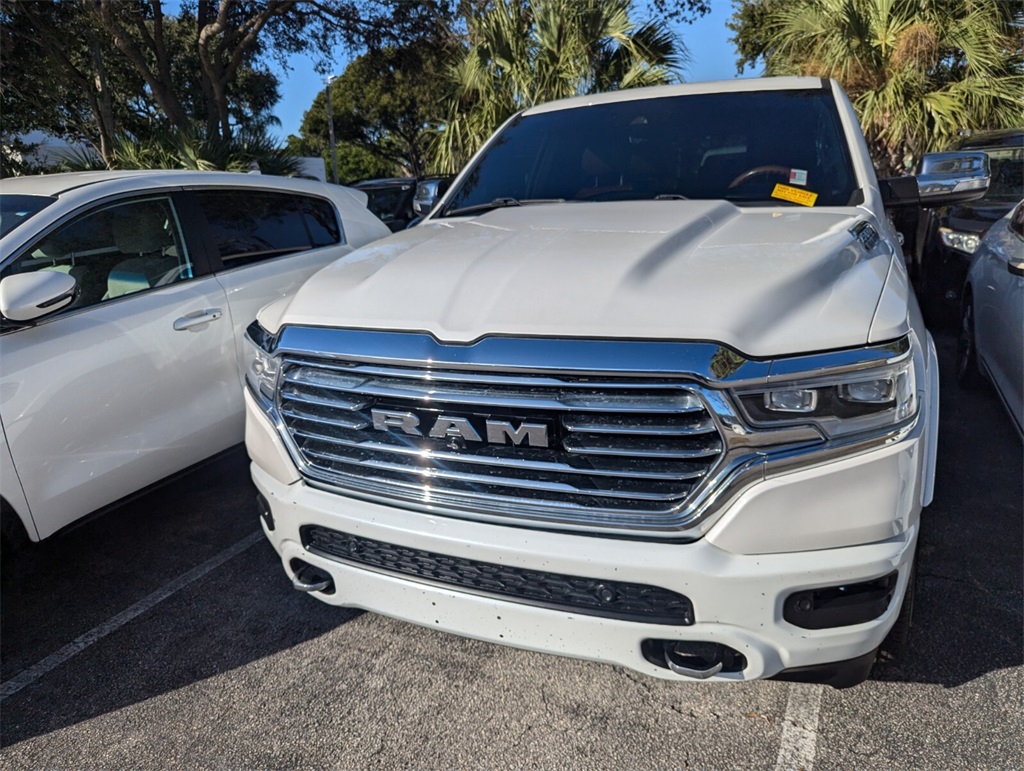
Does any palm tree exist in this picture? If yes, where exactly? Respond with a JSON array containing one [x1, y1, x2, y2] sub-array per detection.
[[737, 0, 1024, 176], [433, 0, 684, 172]]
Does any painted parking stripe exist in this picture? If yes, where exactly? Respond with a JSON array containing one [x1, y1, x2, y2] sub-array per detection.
[[0, 530, 263, 702], [774, 683, 824, 770]]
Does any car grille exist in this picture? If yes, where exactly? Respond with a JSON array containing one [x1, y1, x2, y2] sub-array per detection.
[[277, 354, 726, 529], [301, 525, 694, 625]]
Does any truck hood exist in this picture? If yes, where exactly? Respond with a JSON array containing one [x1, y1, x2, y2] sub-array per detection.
[[279, 201, 902, 357]]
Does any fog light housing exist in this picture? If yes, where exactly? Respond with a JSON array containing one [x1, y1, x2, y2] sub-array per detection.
[[784, 572, 898, 629]]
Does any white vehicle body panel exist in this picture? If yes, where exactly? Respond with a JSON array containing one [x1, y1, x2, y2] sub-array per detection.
[[0, 171, 390, 540], [278, 203, 900, 356], [969, 208, 1024, 432], [1, 278, 237, 538]]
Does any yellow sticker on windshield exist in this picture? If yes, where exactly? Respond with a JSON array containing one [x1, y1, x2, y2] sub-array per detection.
[[772, 184, 818, 207]]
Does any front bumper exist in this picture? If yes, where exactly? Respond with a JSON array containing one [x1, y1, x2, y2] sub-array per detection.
[[247, 388, 925, 683]]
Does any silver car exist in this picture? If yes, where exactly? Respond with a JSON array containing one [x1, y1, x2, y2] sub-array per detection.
[[958, 199, 1024, 436]]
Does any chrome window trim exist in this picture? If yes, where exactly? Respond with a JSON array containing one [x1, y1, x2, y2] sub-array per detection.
[[250, 327, 917, 540]]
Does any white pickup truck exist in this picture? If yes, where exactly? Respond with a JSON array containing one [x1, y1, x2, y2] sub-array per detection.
[[244, 78, 989, 686]]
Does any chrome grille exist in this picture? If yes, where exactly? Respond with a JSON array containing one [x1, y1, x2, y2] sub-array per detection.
[[277, 355, 726, 528]]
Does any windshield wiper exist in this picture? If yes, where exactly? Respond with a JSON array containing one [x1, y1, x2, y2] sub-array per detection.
[[444, 197, 564, 217], [654, 194, 689, 200]]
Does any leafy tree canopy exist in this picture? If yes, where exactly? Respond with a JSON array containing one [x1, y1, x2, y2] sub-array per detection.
[[433, 0, 686, 172], [299, 41, 456, 179], [728, 0, 1024, 175], [1, 0, 450, 171]]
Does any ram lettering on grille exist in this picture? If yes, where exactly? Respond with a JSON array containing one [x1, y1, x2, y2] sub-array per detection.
[[371, 408, 549, 448]]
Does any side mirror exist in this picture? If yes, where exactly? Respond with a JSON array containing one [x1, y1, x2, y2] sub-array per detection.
[[0, 271, 78, 322], [879, 151, 991, 209], [917, 151, 990, 205], [412, 177, 454, 217]]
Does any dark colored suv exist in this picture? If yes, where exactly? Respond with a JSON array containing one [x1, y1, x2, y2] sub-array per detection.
[[913, 128, 1023, 326], [350, 177, 417, 232]]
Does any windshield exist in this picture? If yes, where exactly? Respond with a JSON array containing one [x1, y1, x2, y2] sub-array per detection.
[[441, 89, 859, 216], [1, 194, 56, 237]]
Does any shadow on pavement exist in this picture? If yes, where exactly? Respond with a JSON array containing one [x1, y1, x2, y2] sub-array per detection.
[[0, 448, 360, 747], [869, 330, 1023, 687]]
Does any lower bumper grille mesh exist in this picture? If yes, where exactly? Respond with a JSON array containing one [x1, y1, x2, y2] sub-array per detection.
[[301, 525, 694, 625]]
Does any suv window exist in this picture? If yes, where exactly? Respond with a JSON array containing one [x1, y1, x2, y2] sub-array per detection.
[[195, 190, 342, 266], [2, 196, 191, 311]]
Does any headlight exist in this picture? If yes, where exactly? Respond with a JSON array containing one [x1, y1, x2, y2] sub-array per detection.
[[938, 226, 980, 254], [735, 350, 917, 439], [244, 320, 280, 403]]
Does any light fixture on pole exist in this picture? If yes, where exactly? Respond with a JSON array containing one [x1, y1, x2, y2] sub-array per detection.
[[325, 74, 339, 184]]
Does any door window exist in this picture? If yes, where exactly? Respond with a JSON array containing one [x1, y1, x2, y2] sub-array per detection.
[[195, 190, 343, 267], [3, 196, 192, 312]]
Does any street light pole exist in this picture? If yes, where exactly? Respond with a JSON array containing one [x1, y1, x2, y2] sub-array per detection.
[[325, 74, 339, 184]]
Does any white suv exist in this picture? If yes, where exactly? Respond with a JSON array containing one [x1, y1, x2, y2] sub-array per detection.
[[0, 170, 390, 544], [243, 78, 989, 686]]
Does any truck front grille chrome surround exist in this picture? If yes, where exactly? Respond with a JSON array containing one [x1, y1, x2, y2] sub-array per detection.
[[279, 355, 726, 519], [301, 525, 695, 625], [253, 327, 913, 537]]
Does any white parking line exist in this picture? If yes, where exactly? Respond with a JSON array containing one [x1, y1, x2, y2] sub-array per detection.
[[774, 683, 824, 770], [0, 530, 264, 702]]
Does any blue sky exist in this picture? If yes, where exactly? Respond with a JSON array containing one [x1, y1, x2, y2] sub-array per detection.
[[270, 2, 760, 140]]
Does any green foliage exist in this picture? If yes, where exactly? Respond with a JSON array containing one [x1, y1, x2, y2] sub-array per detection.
[[433, 0, 685, 173], [300, 42, 455, 178], [728, 0, 1024, 175], [57, 127, 304, 176], [2, 0, 451, 173]]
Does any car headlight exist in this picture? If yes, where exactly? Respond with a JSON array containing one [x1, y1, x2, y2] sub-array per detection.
[[244, 320, 280, 404], [938, 226, 980, 255], [735, 348, 917, 439]]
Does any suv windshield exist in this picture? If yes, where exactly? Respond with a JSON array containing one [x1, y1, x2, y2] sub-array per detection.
[[1, 194, 56, 237], [975, 146, 1023, 201], [442, 88, 859, 216]]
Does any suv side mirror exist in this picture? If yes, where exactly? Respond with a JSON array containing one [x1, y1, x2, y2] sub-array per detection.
[[880, 151, 990, 209], [0, 271, 78, 323], [412, 177, 454, 217]]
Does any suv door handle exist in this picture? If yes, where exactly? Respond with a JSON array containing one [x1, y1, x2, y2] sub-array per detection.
[[173, 308, 223, 331]]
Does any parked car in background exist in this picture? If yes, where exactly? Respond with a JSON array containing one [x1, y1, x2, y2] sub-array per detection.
[[913, 128, 1023, 325], [958, 200, 1024, 437], [0, 170, 390, 545], [350, 177, 417, 232]]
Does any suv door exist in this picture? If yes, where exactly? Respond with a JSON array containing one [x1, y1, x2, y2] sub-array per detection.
[[0, 193, 238, 539], [191, 188, 351, 382]]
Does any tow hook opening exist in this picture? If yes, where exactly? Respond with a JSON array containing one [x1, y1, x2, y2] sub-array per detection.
[[289, 558, 335, 595], [642, 639, 747, 679]]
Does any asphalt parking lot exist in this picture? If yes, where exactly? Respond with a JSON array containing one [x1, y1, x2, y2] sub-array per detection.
[[1, 329, 1021, 769]]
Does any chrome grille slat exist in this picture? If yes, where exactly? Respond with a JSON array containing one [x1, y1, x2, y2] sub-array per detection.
[[562, 414, 716, 436], [279, 385, 369, 411], [281, 407, 370, 431], [290, 424, 707, 481], [277, 353, 727, 526], [562, 434, 723, 459], [283, 366, 704, 413], [299, 446, 684, 501]]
